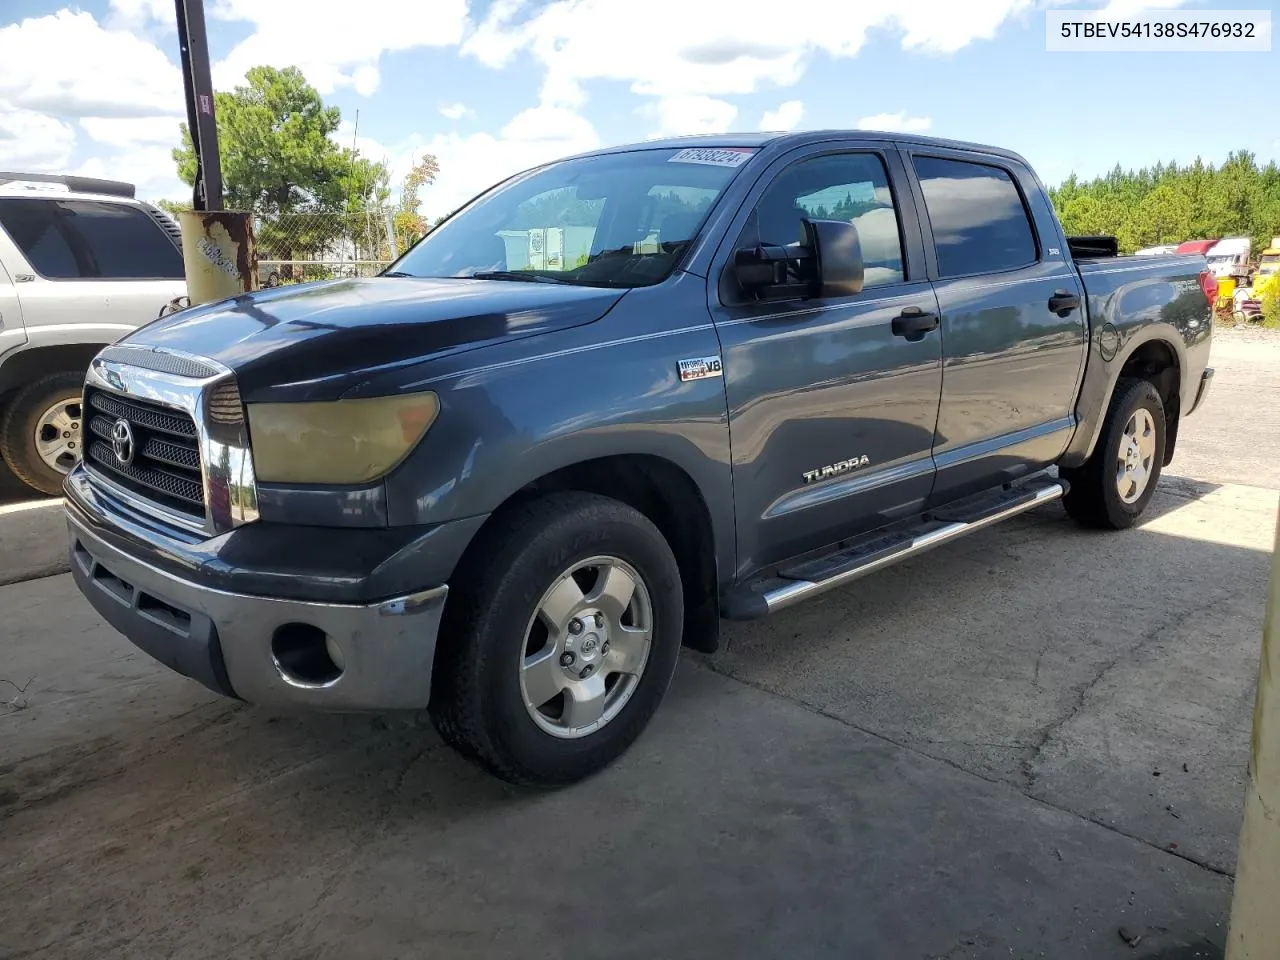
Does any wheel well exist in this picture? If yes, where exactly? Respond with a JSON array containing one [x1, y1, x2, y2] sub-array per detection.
[[0, 344, 103, 403], [1119, 340, 1181, 466], [468, 455, 722, 654]]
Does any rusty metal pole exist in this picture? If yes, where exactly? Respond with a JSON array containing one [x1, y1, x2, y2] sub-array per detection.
[[174, 0, 254, 305], [1226, 507, 1280, 958], [177, 210, 256, 305]]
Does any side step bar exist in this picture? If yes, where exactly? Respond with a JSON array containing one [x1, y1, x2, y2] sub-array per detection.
[[722, 478, 1066, 620]]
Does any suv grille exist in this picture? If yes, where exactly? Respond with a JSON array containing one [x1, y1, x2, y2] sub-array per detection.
[[84, 388, 205, 518]]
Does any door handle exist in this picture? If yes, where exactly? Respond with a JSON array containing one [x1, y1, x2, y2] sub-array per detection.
[[1048, 289, 1081, 316], [891, 306, 939, 341]]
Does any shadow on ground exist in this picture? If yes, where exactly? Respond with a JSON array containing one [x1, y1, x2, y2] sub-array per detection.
[[2, 477, 1265, 960]]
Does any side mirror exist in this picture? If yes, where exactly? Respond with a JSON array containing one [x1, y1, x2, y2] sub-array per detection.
[[732, 218, 864, 300], [803, 218, 864, 297]]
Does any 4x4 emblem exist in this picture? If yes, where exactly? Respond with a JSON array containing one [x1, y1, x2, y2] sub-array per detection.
[[111, 418, 135, 466], [678, 356, 723, 382]]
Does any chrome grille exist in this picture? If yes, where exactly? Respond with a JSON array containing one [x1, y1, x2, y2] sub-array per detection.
[[84, 388, 205, 517]]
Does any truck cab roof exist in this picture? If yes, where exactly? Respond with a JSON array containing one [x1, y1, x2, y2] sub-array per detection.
[[569, 130, 1034, 167]]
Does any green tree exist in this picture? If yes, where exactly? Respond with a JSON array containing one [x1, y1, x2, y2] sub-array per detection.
[[392, 153, 441, 252], [172, 66, 394, 277], [1119, 183, 1194, 251], [173, 65, 382, 214], [1049, 149, 1280, 255]]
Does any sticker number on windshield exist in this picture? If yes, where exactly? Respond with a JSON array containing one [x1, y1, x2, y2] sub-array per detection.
[[668, 147, 755, 167]]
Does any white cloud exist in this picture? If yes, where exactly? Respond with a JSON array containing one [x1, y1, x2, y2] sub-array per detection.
[[645, 95, 738, 138], [463, 0, 1036, 120], [856, 111, 933, 133], [74, 147, 188, 204], [0, 10, 185, 198], [760, 100, 804, 131], [0, 10, 184, 118], [345, 106, 601, 221], [107, 0, 175, 30], [439, 103, 475, 121], [81, 116, 184, 148], [1097, 0, 1192, 16], [210, 0, 469, 96], [503, 105, 598, 142], [0, 103, 76, 169]]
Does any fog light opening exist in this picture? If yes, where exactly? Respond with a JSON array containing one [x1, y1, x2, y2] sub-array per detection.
[[271, 622, 343, 686]]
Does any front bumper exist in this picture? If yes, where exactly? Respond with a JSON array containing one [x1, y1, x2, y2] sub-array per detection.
[[68, 511, 449, 711]]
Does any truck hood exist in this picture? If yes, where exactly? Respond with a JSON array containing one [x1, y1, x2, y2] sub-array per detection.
[[121, 276, 626, 401]]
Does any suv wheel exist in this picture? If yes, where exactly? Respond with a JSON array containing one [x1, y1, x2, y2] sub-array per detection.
[[1061, 377, 1166, 530], [430, 492, 684, 786], [0, 371, 86, 496]]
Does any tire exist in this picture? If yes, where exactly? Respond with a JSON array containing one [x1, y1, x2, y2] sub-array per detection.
[[430, 492, 684, 786], [1061, 377, 1166, 530], [0, 371, 86, 496]]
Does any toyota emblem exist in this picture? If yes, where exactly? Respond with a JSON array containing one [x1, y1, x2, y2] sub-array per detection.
[[111, 418, 135, 466]]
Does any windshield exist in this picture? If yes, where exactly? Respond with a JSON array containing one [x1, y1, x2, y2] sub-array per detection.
[[386, 147, 755, 288]]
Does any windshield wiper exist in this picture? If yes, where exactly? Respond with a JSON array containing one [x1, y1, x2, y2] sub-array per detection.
[[381, 270, 416, 278], [470, 270, 570, 284]]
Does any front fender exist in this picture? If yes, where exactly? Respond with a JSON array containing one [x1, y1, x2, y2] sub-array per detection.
[[375, 278, 737, 576]]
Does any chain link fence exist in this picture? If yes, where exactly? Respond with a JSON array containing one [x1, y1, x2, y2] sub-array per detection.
[[252, 209, 401, 287]]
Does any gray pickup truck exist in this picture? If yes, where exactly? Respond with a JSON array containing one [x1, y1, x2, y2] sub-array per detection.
[[64, 131, 1215, 785]]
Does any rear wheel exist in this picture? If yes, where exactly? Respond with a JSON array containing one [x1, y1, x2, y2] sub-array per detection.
[[0, 371, 86, 496], [1061, 377, 1166, 530], [430, 492, 684, 785]]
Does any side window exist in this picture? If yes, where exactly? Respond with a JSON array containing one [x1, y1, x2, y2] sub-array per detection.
[[747, 152, 905, 289], [0, 198, 184, 280], [912, 156, 1037, 278], [58, 201, 185, 280], [0, 199, 82, 278]]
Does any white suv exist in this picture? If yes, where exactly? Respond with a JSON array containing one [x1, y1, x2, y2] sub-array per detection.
[[0, 173, 187, 495]]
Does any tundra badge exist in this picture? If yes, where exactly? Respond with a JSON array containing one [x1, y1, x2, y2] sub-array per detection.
[[803, 455, 870, 484], [678, 356, 723, 382]]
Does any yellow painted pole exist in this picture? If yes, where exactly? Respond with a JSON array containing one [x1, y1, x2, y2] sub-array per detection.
[[1226, 506, 1280, 958], [177, 209, 256, 306]]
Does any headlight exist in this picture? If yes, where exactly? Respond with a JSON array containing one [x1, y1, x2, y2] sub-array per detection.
[[247, 392, 439, 485]]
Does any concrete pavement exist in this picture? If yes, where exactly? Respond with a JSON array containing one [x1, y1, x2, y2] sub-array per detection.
[[1, 326, 1276, 959]]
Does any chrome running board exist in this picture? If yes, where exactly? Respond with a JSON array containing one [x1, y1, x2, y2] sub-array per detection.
[[722, 478, 1066, 620]]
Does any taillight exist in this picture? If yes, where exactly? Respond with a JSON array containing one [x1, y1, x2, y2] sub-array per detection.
[[1199, 269, 1218, 306]]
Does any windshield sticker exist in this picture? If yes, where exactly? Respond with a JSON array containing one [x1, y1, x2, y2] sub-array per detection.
[[668, 147, 755, 168]]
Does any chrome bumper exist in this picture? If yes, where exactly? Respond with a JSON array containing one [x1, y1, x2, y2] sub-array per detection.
[[67, 513, 448, 711]]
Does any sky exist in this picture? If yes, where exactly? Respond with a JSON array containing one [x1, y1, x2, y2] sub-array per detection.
[[0, 0, 1275, 220]]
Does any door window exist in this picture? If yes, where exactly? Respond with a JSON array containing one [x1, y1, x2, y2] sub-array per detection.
[[747, 153, 906, 289], [912, 156, 1037, 278], [0, 199, 81, 278], [0, 198, 183, 280]]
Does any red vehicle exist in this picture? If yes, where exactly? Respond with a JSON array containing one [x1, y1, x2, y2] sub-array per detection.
[[1176, 239, 1220, 256]]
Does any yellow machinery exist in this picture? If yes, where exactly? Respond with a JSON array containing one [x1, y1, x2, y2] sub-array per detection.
[[1216, 275, 1237, 318]]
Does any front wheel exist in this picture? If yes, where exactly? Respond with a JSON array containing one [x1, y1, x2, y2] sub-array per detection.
[[1061, 377, 1166, 530], [430, 492, 684, 785]]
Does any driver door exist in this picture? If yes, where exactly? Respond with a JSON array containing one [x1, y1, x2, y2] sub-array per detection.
[[706, 142, 943, 580]]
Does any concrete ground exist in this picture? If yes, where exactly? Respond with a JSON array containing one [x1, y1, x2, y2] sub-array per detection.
[[1, 327, 1276, 960]]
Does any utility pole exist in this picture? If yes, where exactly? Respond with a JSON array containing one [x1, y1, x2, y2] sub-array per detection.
[[1226, 509, 1280, 958], [174, 0, 222, 212], [173, 0, 255, 304]]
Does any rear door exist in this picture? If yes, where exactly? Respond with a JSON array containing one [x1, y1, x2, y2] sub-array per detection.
[[901, 147, 1088, 505], [0, 197, 186, 340], [707, 141, 943, 579], [0, 250, 25, 359]]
